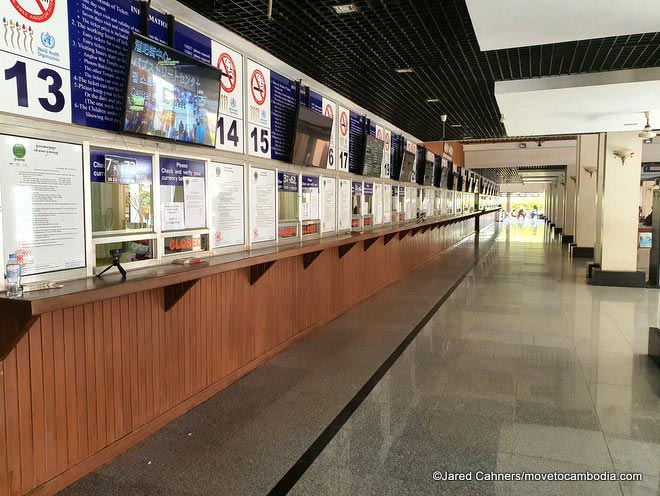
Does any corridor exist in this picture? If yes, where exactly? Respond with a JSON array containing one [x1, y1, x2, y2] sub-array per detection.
[[63, 221, 660, 496]]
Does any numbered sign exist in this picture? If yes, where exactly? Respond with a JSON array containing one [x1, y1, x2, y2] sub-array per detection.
[[322, 97, 337, 170], [247, 59, 271, 158], [337, 104, 350, 172], [382, 127, 391, 178], [1, 0, 71, 122], [212, 41, 244, 153]]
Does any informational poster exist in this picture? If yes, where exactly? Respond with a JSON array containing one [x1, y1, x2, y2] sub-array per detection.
[[212, 41, 244, 153], [405, 186, 413, 220], [374, 182, 383, 225], [0, 0, 71, 123], [383, 183, 392, 223], [250, 167, 276, 243], [337, 105, 350, 172], [349, 112, 365, 175], [301, 175, 320, 221], [0, 135, 85, 275], [382, 128, 392, 178], [211, 162, 245, 248], [322, 97, 337, 169], [183, 177, 206, 228], [159, 157, 206, 230], [162, 203, 184, 231], [338, 178, 351, 231], [321, 177, 336, 233], [247, 59, 271, 158], [173, 21, 212, 64]]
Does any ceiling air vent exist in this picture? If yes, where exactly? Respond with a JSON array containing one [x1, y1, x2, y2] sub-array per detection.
[[332, 4, 359, 14]]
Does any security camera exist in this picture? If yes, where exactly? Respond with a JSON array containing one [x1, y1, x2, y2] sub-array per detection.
[[440, 115, 447, 123]]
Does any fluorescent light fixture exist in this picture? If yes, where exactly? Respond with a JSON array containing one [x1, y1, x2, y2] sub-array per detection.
[[426, 98, 439, 103], [463, 136, 473, 139], [395, 67, 415, 73], [623, 122, 638, 126], [519, 143, 527, 148], [331, 4, 358, 14], [450, 124, 462, 128]]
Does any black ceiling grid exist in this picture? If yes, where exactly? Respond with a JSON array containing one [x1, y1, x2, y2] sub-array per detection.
[[179, 0, 660, 141]]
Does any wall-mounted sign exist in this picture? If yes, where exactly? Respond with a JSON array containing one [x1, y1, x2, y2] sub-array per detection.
[[211, 162, 244, 248], [250, 167, 276, 243], [212, 41, 244, 153], [0, 134, 85, 275], [160, 157, 206, 230]]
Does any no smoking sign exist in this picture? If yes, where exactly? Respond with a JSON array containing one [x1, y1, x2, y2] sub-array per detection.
[[340, 111, 348, 136], [250, 69, 267, 105], [10, 0, 55, 22], [217, 52, 237, 93]]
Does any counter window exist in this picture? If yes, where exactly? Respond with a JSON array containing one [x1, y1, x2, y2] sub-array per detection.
[[278, 172, 299, 222], [91, 149, 154, 234], [95, 238, 156, 269]]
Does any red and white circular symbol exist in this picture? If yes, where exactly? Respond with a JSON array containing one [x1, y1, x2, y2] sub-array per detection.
[[377, 129, 383, 140], [215, 231, 222, 243], [217, 53, 237, 93], [10, 0, 55, 23], [250, 69, 267, 105], [384, 132, 391, 151], [339, 111, 348, 136], [324, 104, 333, 119], [15, 249, 29, 267]]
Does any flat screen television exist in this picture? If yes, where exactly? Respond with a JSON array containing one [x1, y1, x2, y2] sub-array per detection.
[[399, 151, 415, 182], [291, 105, 333, 168], [423, 160, 434, 186], [122, 33, 221, 147], [362, 134, 385, 177]]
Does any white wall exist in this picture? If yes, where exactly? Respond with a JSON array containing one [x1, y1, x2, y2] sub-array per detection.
[[464, 140, 577, 169]]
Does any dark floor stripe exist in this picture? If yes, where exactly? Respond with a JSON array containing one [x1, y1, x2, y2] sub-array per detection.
[[267, 237, 489, 495]]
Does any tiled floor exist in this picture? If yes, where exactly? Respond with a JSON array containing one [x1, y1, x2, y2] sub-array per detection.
[[61, 220, 660, 495]]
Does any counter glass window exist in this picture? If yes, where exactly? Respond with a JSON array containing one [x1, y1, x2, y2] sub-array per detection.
[[352, 181, 363, 215], [159, 157, 207, 231], [363, 182, 374, 215], [95, 238, 156, 269], [278, 172, 299, 221], [91, 149, 154, 234]]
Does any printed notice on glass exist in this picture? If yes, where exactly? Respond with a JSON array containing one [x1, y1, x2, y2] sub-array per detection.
[[0, 135, 85, 275], [162, 202, 184, 231], [211, 162, 245, 248], [250, 167, 276, 243], [321, 177, 336, 233], [338, 178, 352, 231], [183, 176, 206, 229]]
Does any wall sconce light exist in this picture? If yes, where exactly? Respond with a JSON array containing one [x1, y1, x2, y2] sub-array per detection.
[[613, 150, 634, 165], [569, 176, 576, 183], [583, 166, 597, 177]]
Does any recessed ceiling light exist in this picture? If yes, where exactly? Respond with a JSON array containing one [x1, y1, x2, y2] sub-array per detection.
[[426, 98, 439, 103], [331, 4, 358, 14], [395, 67, 414, 74]]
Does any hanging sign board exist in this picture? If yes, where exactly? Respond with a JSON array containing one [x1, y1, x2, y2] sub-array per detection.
[[247, 59, 271, 158], [322, 97, 337, 169], [212, 41, 244, 153]]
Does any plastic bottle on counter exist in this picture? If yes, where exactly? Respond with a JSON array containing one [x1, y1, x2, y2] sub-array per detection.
[[5, 253, 23, 298]]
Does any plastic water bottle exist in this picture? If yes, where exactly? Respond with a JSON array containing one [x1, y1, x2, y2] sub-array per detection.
[[5, 254, 23, 298]]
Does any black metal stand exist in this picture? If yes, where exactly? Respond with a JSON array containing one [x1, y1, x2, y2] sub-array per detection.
[[96, 255, 127, 279]]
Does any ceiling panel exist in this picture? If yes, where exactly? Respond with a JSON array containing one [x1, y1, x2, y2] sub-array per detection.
[[178, 0, 660, 141], [466, 0, 660, 51]]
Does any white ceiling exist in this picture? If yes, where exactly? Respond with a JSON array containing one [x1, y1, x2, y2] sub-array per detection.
[[466, 0, 660, 51], [495, 68, 660, 136]]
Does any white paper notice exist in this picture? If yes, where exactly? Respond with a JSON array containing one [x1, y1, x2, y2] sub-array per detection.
[[0, 135, 85, 275], [374, 183, 383, 225], [211, 163, 245, 248], [321, 177, 336, 233], [338, 179, 351, 231], [250, 168, 276, 243], [162, 202, 185, 231], [383, 184, 392, 223], [183, 177, 206, 229]]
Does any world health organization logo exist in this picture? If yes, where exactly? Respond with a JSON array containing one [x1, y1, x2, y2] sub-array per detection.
[[40, 31, 55, 49]]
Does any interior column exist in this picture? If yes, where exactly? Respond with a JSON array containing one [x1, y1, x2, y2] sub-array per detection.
[[573, 134, 600, 257], [592, 131, 645, 287], [563, 163, 577, 244]]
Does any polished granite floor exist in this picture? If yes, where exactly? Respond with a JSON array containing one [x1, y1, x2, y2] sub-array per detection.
[[62, 220, 660, 496]]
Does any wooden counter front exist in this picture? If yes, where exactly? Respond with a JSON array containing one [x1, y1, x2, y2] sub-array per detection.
[[0, 209, 498, 496]]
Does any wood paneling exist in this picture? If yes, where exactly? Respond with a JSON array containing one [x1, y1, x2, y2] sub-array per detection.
[[0, 220, 483, 495]]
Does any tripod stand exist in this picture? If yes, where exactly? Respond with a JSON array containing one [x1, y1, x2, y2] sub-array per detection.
[[96, 250, 127, 279]]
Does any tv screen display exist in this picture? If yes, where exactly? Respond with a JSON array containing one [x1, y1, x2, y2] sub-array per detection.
[[423, 160, 434, 186], [399, 151, 415, 182], [362, 134, 385, 177], [291, 106, 333, 168], [122, 34, 221, 147]]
